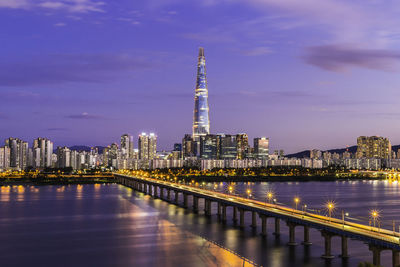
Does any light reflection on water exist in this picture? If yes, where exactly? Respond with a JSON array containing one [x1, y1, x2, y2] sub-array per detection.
[[0, 182, 397, 266]]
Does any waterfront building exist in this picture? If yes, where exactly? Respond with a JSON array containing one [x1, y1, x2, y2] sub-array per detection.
[[5, 138, 28, 170], [200, 134, 219, 159], [356, 136, 391, 159], [56, 147, 71, 168], [219, 134, 237, 159], [0, 146, 10, 170], [192, 47, 210, 141], [120, 134, 134, 158], [182, 134, 197, 158], [33, 138, 53, 168], [138, 133, 157, 160], [236, 133, 249, 159], [254, 137, 269, 159]]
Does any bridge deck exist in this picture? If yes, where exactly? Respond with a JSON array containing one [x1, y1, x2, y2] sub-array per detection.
[[116, 174, 400, 250]]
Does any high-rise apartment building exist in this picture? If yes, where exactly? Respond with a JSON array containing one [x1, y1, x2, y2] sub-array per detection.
[[236, 133, 249, 159], [120, 134, 134, 158], [138, 133, 157, 160], [56, 147, 71, 168], [0, 146, 10, 170], [200, 134, 219, 159], [356, 136, 391, 159], [5, 138, 28, 170], [192, 47, 210, 141], [254, 137, 269, 159], [33, 138, 53, 168]]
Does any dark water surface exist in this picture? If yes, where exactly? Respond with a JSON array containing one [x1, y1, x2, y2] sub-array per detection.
[[0, 180, 398, 267]]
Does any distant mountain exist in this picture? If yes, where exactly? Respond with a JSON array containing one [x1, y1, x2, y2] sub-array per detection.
[[286, 145, 400, 158], [69, 145, 106, 154]]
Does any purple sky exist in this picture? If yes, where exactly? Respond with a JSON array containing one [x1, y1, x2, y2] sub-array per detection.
[[1, 0, 400, 153]]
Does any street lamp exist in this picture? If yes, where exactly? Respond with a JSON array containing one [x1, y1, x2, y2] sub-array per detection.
[[370, 209, 380, 229], [247, 189, 252, 198], [266, 191, 274, 205], [325, 201, 336, 222], [228, 186, 233, 194], [294, 197, 300, 210]]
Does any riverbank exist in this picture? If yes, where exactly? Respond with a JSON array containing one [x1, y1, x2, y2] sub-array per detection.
[[174, 175, 383, 182], [0, 176, 114, 185]]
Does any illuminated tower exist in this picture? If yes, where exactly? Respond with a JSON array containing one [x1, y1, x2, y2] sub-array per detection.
[[192, 47, 210, 141]]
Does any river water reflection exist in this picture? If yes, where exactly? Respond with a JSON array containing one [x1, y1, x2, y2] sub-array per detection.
[[0, 180, 398, 267]]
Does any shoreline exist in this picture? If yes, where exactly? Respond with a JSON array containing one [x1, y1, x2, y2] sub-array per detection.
[[0, 174, 385, 186]]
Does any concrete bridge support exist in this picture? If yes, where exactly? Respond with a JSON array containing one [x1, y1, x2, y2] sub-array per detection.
[[369, 245, 382, 266], [287, 222, 297, 246], [260, 215, 267, 236], [160, 187, 164, 199], [174, 191, 179, 203], [274, 218, 280, 236], [149, 184, 152, 195], [302, 226, 312, 245], [321, 231, 334, 259], [167, 189, 171, 201], [205, 200, 211, 216], [340, 236, 348, 258], [193, 196, 199, 213], [183, 193, 188, 208], [217, 202, 221, 218], [233, 207, 237, 222], [251, 211, 257, 228], [239, 209, 245, 228], [222, 204, 227, 223], [154, 186, 158, 198], [393, 250, 399, 267]]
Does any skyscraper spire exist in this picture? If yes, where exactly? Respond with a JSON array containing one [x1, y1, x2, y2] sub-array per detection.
[[192, 47, 210, 141]]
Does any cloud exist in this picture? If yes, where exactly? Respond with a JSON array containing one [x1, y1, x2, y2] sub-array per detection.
[[242, 46, 273, 56], [0, 0, 105, 13], [0, 53, 153, 86], [304, 45, 400, 71], [0, 0, 29, 9], [54, 22, 66, 27], [66, 112, 103, 120], [47, 127, 69, 131]]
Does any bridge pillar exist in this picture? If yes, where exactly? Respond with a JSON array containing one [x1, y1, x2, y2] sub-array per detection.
[[217, 202, 221, 218], [193, 196, 199, 213], [273, 218, 280, 236], [302, 226, 312, 245], [149, 184, 152, 195], [174, 191, 179, 203], [287, 222, 297, 246], [222, 204, 227, 223], [260, 215, 267, 236], [251, 211, 257, 228], [160, 187, 164, 199], [340, 236, 349, 258], [205, 200, 211, 216], [393, 250, 399, 267], [167, 189, 171, 201], [239, 209, 245, 228], [321, 231, 334, 259], [233, 207, 237, 222], [369, 245, 382, 266], [183, 193, 188, 208]]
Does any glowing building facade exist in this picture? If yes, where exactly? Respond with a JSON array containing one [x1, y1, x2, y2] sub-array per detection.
[[192, 47, 210, 141]]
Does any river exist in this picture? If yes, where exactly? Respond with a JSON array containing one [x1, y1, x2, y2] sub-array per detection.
[[0, 180, 398, 266]]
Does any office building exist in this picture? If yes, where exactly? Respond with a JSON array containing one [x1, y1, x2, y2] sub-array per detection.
[[254, 137, 269, 159]]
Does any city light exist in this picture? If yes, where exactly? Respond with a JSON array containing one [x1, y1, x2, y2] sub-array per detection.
[[325, 201, 336, 221], [246, 189, 252, 198], [370, 209, 380, 228], [294, 197, 300, 210]]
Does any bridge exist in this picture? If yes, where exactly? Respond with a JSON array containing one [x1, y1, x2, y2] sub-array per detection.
[[115, 173, 400, 266]]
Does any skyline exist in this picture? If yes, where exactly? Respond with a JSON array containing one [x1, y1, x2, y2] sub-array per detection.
[[2, 1, 400, 153]]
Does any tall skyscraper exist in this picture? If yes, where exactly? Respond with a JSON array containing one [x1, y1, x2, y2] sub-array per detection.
[[120, 134, 134, 158], [356, 136, 391, 159], [138, 133, 157, 160], [254, 137, 269, 159], [5, 138, 28, 170], [33, 138, 53, 168], [236, 133, 249, 159], [182, 134, 197, 158], [192, 47, 210, 141]]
